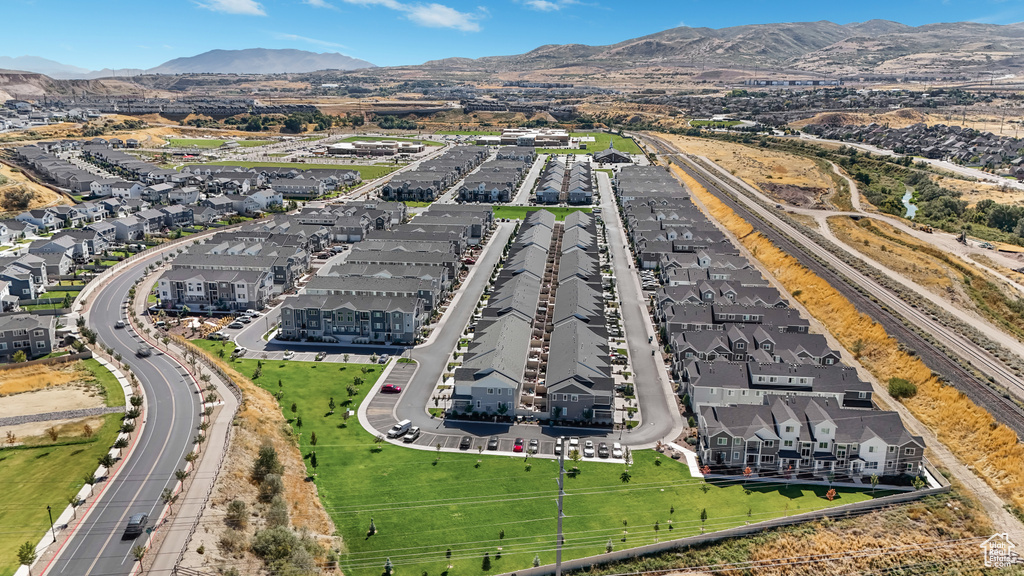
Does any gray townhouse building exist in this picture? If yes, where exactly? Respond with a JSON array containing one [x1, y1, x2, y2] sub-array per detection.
[[0, 312, 56, 361], [278, 293, 423, 344]]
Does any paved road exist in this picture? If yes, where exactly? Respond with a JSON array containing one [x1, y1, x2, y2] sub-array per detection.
[[363, 175, 684, 452], [46, 260, 200, 576]]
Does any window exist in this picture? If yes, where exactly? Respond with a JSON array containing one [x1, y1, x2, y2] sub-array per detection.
[[886, 461, 894, 469], [888, 446, 896, 453], [0, 343, 6, 350], [866, 462, 878, 470], [476, 401, 481, 408], [818, 442, 828, 450], [717, 437, 728, 446], [36, 341, 45, 348], [905, 463, 915, 472], [571, 395, 579, 402], [868, 446, 876, 453], [733, 452, 740, 460], [487, 388, 493, 395], [763, 440, 774, 448], [33, 330, 43, 337], [904, 448, 916, 456], [761, 455, 775, 464], [736, 342, 745, 349], [734, 438, 742, 446], [784, 426, 794, 433], [858, 391, 867, 399], [825, 358, 835, 365], [822, 428, 830, 434]]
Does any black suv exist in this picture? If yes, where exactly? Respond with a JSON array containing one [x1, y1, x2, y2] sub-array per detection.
[[123, 513, 148, 538]]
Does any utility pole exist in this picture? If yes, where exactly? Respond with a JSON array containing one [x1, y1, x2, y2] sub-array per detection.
[[555, 437, 565, 576]]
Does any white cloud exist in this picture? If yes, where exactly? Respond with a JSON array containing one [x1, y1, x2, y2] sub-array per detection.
[[273, 32, 347, 48], [196, 0, 266, 15], [339, 0, 480, 31], [304, 0, 338, 7], [522, 0, 579, 11]]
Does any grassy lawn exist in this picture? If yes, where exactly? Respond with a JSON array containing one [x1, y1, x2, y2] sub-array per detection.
[[690, 120, 742, 128], [188, 161, 398, 180], [237, 140, 275, 148], [404, 201, 433, 208], [0, 246, 10, 252], [81, 357, 125, 407], [436, 130, 501, 136], [493, 206, 593, 221], [0, 359, 124, 576], [338, 136, 443, 147], [539, 133, 642, 155], [191, 340, 883, 576], [36, 289, 81, 300]]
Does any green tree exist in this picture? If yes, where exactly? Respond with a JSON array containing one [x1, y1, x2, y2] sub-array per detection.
[[250, 526, 299, 562], [98, 453, 116, 469], [870, 473, 880, 494], [481, 552, 491, 571], [620, 468, 631, 483], [328, 397, 336, 414], [888, 377, 917, 400], [131, 545, 146, 562], [259, 474, 285, 502], [11, 350, 26, 363], [384, 557, 394, 575], [284, 117, 305, 133], [17, 541, 36, 571], [252, 441, 283, 483]]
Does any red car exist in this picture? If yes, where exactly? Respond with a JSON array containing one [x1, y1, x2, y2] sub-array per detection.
[[513, 438, 525, 453], [380, 384, 402, 394]]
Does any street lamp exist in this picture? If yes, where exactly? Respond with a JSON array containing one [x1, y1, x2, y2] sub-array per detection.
[[47, 505, 56, 543]]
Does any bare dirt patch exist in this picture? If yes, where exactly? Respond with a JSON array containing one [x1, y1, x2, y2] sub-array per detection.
[[0, 363, 83, 395], [0, 385, 104, 417], [0, 162, 70, 210], [758, 182, 825, 207], [1, 416, 106, 443]]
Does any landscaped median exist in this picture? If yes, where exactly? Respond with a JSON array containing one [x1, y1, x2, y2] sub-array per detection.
[[189, 340, 890, 576]]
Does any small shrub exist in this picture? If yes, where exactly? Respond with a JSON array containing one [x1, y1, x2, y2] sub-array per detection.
[[888, 377, 918, 399]]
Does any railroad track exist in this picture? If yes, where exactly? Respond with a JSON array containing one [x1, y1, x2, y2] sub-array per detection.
[[639, 134, 1024, 437]]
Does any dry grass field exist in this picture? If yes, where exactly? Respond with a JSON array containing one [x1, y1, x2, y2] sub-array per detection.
[[0, 362, 84, 395], [675, 164, 1024, 517], [662, 134, 833, 206], [0, 162, 70, 210], [930, 173, 1024, 207]]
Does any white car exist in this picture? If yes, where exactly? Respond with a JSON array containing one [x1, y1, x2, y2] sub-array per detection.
[[569, 437, 580, 451], [554, 437, 563, 455], [283, 350, 295, 360], [612, 442, 623, 459], [583, 440, 595, 458], [234, 347, 248, 357]]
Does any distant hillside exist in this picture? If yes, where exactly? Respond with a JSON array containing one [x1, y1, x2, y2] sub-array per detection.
[[147, 48, 375, 75], [417, 20, 1024, 77]]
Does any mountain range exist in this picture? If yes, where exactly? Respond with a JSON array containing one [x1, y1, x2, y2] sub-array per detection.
[[4, 20, 1024, 84], [0, 48, 375, 78]]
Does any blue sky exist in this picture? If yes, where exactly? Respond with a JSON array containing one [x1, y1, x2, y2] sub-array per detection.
[[4, 0, 1024, 70]]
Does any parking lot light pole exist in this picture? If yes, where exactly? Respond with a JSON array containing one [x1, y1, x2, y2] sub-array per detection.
[[47, 505, 56, 543]]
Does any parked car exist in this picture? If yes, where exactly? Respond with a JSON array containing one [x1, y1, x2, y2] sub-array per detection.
[[583, 440, 595, 458], [513, 438, 524, 453], [378, 354, 390, 364], [460, 436, 472, 450], [386, 419, 412, 438], [315, 351, 327, 361], [487, 436, 500, 450], [612, 442, 623, 459], [227, 322, 244, 329], [569, 437, 580, 450], [114, 320, 125, 329], [208, 331, 228, 340], [598, 442, 609, 458], [554, 437, 563, 455], [233, 347, 248, 357], [136, 346, 152, 357], [528, 439, 539, 454], [283, 350, 295, 360], [380, 384, 402, 394], [238, 316, 252, 324], [245, 309, 259, 317], [123, 513, 148, 538], [403, 426, 421, 443]]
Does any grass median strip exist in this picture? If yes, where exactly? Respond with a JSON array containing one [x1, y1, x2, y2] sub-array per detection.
[[191, 339, 883, 576]]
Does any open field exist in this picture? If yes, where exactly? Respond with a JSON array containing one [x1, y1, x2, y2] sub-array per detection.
[[929, 173, 1024, 207], [188, 161, 399, 180], [191, 341, 882, 576], [540, 132, 642, 155], [404, 201, 433, 208], [0, 362, 84, 395], [690, 119, 742, 128], [676, 164, 1024, 520], [337, 136, 443, 147], [436, 130, 501, 136], [493, 206, 593, 221], [0, 358, 123, 576], [662, 134, 832, 207]]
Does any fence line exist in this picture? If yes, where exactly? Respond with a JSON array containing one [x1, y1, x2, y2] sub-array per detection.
[[0, 350, 92, 371]]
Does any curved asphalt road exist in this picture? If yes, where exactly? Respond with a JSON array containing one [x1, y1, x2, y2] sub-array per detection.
[[47, 259, 200, 576]]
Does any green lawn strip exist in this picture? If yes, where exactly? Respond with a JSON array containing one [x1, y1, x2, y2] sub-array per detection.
[[0, 246, 9, 252], [493, 207, 593, 221], [81, 358, 126, 407], [237, 140, 275, 148], [166, 138, 226, 149], [436, 130, 501, 136], [187, 161, 398, 180], [0, 412, 120, 576], [539, 133, 642, 156], [690, 120, 742, 128], [404, 201, 433, 208], [190, 341, 880, 576], [337, 136, 443, 147], [36, 290, 80, 300]]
